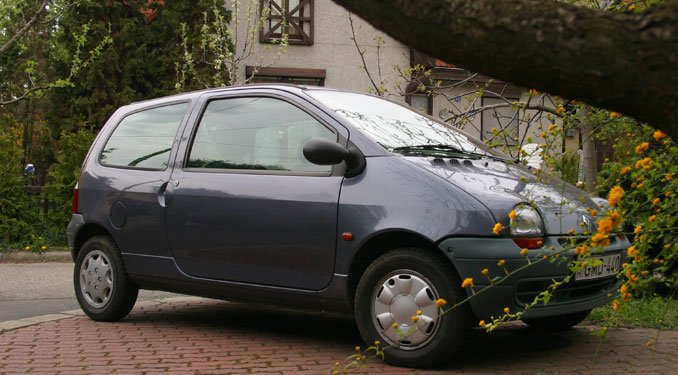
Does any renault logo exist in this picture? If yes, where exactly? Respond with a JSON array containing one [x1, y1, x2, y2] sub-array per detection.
[[582, 215, 596, 233]]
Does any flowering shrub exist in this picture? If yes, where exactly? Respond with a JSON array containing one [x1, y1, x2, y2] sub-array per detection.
[[598, 126, 676, 298]]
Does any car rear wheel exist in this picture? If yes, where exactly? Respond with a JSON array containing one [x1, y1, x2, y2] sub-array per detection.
[[521, 309, 592, 330], [74, 235, 138, 321], [354, 248, 471, 368]]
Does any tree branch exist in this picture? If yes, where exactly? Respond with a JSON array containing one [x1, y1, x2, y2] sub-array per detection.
[[0, 0, 51, 55], [332, 0, 678, 139]]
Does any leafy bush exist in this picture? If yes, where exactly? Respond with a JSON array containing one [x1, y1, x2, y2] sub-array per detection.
[[43, 127, 97, 245], [598, 125, 676, 297], [0, 127, 40, 248]]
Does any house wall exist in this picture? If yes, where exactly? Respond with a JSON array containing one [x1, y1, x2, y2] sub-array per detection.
[[229, 0, 410, 95]]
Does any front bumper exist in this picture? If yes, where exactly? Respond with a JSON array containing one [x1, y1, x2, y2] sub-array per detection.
[[439, 235, 629, 320]]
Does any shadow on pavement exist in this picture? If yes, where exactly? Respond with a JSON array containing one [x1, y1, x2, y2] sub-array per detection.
[[124, 299, 575, 370]]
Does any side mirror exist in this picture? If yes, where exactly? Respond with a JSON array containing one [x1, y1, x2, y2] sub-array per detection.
[[24, 164, 35, 176], [303, 138, 350, 165]]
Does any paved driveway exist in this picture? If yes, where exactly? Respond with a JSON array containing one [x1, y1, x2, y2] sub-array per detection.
[[1, 297, 676, 374]]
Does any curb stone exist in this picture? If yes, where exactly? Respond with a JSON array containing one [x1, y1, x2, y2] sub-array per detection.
[[0, 251, 72, 263], [0, 296, 206, 334]]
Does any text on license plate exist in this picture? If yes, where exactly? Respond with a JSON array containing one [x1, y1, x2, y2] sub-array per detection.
[[575, 253, 621, 281]]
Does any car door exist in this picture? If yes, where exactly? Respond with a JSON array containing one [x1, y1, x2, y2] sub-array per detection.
[[164, 92, 347, 290]]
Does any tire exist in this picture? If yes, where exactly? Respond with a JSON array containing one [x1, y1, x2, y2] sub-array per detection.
[[521, 309, 591, 331], [73, 235, 138, 322], [354, 248, 472, 368]]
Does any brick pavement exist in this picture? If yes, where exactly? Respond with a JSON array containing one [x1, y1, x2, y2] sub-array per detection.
[[0, 297, 676, 374]]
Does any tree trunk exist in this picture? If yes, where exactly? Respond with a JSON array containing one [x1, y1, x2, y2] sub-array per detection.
[[332, 0, 678, 139], [578, 107, 598, 195]]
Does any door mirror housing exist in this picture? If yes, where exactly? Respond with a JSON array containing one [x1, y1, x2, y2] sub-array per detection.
[[303, 138, 350, 165]]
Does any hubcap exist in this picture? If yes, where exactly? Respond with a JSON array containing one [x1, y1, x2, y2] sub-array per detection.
[[79, 250, 113, 308], [372, 271, 441, 349]]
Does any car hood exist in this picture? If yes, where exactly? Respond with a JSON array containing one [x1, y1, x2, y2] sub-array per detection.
[[405, 156, 599, 235]]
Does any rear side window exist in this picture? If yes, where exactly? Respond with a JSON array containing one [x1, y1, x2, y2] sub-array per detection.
[[187, 97, 335, 173], [100, 102, 189, 169]]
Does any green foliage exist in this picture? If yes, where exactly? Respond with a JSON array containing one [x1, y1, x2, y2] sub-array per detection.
[[552, 150, 580, 185], [175, 0, 235, 90], [587, 296, 677, 330], [0, 127, 39, 247]]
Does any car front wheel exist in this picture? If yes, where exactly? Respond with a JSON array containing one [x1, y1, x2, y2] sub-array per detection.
[[354, 248, 471, 368], [74, 235, 138, 321]]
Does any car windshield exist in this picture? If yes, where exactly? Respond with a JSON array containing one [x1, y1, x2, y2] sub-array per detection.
[[306, 90, 506, 159]]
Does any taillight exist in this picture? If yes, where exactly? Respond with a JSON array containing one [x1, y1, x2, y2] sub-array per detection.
[[72, 183, 79, 213]]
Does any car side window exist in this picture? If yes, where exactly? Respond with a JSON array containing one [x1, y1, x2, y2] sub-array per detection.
[[100, 102, 189, 170], [187, 97, 336, 173]]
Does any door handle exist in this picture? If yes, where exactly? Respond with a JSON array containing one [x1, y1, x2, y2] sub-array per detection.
[[157, 181, 175, 207]]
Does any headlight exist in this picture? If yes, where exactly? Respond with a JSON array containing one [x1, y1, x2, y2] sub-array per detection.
[[510, 205, 544, 236], [510, 205, 545, 249]]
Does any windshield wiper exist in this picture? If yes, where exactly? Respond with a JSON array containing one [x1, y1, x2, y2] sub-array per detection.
[[392, 144, 514, 163], [391, 144, 481, 159]]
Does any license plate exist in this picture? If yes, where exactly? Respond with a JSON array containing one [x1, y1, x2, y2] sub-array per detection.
[[575, 253, 621, 281]]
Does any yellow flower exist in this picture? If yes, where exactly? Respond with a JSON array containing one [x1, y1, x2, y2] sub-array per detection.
[[575, 244, 589, 256], [529, 89, 538, 96], [461, 277, 474, 288], [591, 209, 598, 217], [634, 225, 643, 234], [607, 186, 625, 207], [520, 248, 529, 257], [497, 259, 506, 267], [24, 246, 30, 251], [652, 130, 667, 141], [649, 215, 656, 223], [609, 111, 621, 118], [491, 127, 498, 134], [568, 228, 575, 236], [591, 233, 610, 247], [609, 211, 622, 228], [635, 157, 652, 169], [435, 298, 447, 307], [597, 218, 613, 235], [411, 315, 420, 323], [620, 166, 632, 175], [612, 300, 620, 311], [635, 142, 649, 154], [492, 223, 504, 235], [508, 210, 517, 220], [415, 310, 423, 316], [651, 197, 660, 206], [620, 284, 628, 294], [503, 307, 510, 314], [556, 105, 565, 114], [540, 131, 547, 138], [626, 246, 636, 257], [40, 245, 47, 252], [392, 322, 399, 328], [478, 320, 486, 327], [548, 123, 557, 132], [481, 268, 489, 276]]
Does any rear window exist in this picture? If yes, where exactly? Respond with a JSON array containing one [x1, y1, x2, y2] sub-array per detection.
[[100, 102, 189, 170]]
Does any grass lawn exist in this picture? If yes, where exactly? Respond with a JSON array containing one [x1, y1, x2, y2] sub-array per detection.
[[587, 296, 677, 330]]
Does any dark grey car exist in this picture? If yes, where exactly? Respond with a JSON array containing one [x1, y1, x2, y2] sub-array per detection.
[[68, 84, 628, 367]]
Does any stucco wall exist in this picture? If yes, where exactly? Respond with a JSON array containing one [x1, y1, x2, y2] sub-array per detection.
[[229, 0, 410, 95]]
